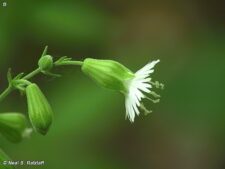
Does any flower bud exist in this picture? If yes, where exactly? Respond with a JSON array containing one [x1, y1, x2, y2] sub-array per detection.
[[38, 55, 53, 71], [0, 149, 15, 169], [26, 83, 53, 135], [81, 58, 134, 92], [0, 113, 27, 143]]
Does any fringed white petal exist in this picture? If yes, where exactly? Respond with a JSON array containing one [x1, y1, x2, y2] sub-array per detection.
[[124, 60, 160, 122], [135, 60, 160, 76]]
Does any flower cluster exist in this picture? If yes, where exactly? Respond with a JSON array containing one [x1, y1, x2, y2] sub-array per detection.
[[0, 46, 164, 161]]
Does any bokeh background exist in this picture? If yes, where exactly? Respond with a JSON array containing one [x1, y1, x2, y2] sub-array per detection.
[[1, 0, 225, 169]]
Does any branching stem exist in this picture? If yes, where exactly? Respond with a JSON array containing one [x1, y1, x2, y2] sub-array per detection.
[[0, 58, 83, 102], [0, 85, 13, 102]]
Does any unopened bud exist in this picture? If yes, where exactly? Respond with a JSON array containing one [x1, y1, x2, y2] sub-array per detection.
[[0, 113, 27, 143], [26, 83, 53, 135], [38, 55, 53, 71]]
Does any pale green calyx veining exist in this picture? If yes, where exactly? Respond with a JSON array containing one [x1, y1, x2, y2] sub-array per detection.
[[26, 83, 53, 135], [82, 58, 164, 122], [82, 58, 134, 93]]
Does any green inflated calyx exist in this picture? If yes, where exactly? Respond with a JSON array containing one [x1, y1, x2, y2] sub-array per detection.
[[26, 83, 53, 135], [0, 113, 27, 143], [82, 58, 134, 92], [38, 55, 53, 71]]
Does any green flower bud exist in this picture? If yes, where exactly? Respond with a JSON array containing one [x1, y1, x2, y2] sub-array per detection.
[[0, 113, 27, 143], [38, 55, 53, 71], [26, 83, 53, 135], [0, 149, 15, 169], [81, 58, 134, 92]]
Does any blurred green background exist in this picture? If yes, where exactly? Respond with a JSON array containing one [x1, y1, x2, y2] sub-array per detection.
[[1, 0, 225, 169]]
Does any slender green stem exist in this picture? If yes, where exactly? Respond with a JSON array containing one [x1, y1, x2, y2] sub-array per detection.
[[0, 85, 13, 102], [54, 61, 83, 66], [23, 68, 41, 80], [0, 59, 83, 102]]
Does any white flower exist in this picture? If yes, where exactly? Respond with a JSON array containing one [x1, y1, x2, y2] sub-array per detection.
[[124, 60, 160, 122], [82, 58, 163, 123]]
